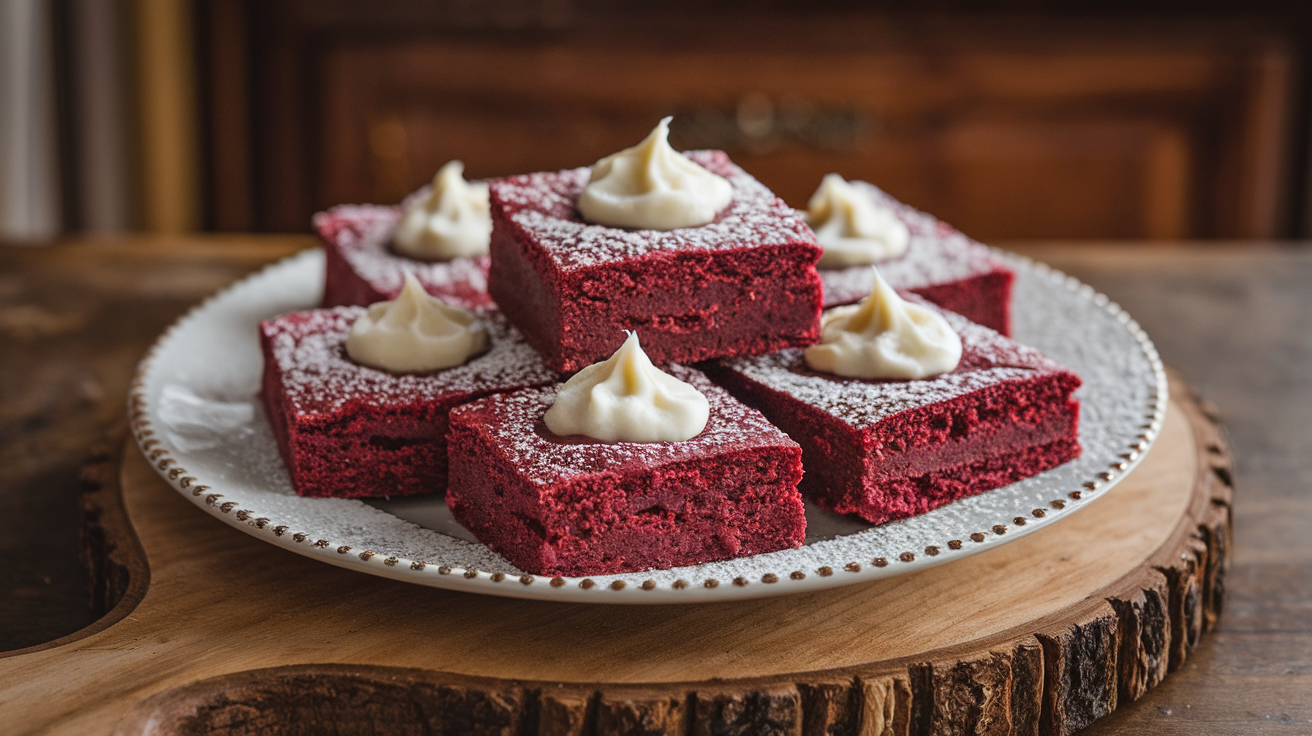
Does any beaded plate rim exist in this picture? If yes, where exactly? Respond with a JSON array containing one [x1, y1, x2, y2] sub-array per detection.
[[128, 248, 1167, 603]]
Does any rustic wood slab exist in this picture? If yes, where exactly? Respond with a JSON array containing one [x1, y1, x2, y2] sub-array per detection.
[[0, 376, 1231, 736]]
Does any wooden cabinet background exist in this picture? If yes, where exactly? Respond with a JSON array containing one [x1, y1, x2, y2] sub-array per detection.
[[203, 1, 1299, 242]]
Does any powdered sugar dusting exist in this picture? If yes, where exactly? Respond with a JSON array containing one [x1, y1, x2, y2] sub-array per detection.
[[458, 367, 797, 486], [717, 305, 1068, 428], [264, 306, 559, 416], [135, 247, 1163, 602], [315, 205, 490, 306], [493, 151, 818, 271], [818, 182, 1011, 306]]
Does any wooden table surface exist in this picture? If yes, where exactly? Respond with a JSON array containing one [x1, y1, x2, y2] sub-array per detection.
[[1, 237, 1308, 734]]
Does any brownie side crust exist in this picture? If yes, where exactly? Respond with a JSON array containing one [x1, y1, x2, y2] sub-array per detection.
[[704, 302, 1081, 525], [445, 368, 806, 576], [259, 307, 558, 498], [911, 271, 1014, 342], [487, 150, 823, 372], [487, 216, 563, 369], [316, 204, 492, 310]]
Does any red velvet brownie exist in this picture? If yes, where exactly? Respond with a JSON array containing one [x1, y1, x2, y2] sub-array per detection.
[[704, 301, 1080, 525], [817, 182, 1014, 335], [487, 151, 824, 372], [445, 366, 806, 576], [317, 204, 492, 311], [260, 306, 557, 498]]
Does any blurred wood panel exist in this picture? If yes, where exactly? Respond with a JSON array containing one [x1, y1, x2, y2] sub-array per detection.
[[213, 4, 1296, 241], [199, 0, 254, 231]]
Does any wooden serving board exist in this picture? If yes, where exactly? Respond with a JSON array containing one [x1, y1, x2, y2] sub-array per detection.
[[0, 374, 1232, 736]]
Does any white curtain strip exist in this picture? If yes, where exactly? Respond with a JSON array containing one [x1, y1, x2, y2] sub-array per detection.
[[0, 0, 62, 241]]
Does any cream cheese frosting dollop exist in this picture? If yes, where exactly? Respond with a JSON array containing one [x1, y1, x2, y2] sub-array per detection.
[[544, 332, 710, 443], [392, 161, 492, 260], [804, 267, 961, 380], [807, 174, 910, 268], [346, 273, 488, 373], [577, 116, 733, 230]]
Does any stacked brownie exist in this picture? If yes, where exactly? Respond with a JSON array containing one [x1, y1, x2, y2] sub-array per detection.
[[260, 146, 1081, 577], [816, 181, 1015, 335], [318, 204, 492, 311], [486, 150, 824, 371]]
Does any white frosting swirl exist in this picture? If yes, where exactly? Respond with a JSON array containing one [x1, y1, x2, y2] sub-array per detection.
[[393, 161, 491, 260], [544, 332, 710, 443], [577, 117, 733, 230], [804, 268, 961, 380], [807, 174, 910, 268], [346, 273, 488, 373]]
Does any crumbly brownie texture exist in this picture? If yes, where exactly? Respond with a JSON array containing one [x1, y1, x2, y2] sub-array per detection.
[[487, 150, 824, 372], [317, 204, 492, 310], [705, 302, 1080, 525], [260, 306, 558, 499], [818, 181, 1014, 335], [445, 367, 807, 576]]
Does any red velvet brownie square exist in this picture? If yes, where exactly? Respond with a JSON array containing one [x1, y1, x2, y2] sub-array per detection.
[[260, 306, 557, 498], [487, 150, 824, 372], [316, 204, 492, 310], [704, 302, 1080, 525], [818, 182, 1015, 335], [445, 367, 806, 576]]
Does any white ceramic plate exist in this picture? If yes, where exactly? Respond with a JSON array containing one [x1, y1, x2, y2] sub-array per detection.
[[130, 248, 1166, 603]]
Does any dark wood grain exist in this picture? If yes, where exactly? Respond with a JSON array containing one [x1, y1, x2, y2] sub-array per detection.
[[1109, 571, 1171, 704], [0, 369, 1220, 734], [5, 325, 1225, 735], [1019, 244, 1312, 735], [1037, 603, 1120, 736], [213, 2, 1297, 240], [0, 239, 1306, 734], [0, 236, 310, 650], [693, 685, 802, 736], [922, 649, 1019, 736], [596, 690, 687, 736]]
